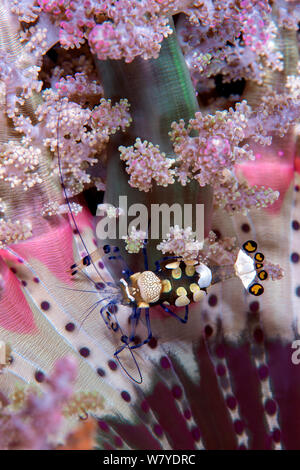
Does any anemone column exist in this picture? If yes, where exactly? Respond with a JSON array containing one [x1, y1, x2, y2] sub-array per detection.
[[95, 25, 213, 271]]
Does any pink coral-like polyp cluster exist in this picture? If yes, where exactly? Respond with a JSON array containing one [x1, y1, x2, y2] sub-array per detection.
[[35, 91, 131, 194], [54, 72, 103, 104], [0, 357, 77, 450], [37, 0, 103, 49], [123, 226, 147, 254], [88, 0, 172, 62], [169, 101, 254, 188], [119, 138, 175, 192], [35, 0, 252, 63], [0, 219, 33, 248], [157, 225, 203, 262], [177, 0, 282, 86], [0, 141, 43, 190]]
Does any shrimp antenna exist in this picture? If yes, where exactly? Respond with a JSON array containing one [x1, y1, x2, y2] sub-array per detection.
[[56, 110, 103, 281], [115, 352, 143, 385], [113, 313, 143, 384], [57, 112, 143, 384]]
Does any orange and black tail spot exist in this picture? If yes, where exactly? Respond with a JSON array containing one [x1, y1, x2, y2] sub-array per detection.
[[257, 270, 268, 281], [248, 283, 264, 296], [243, 240, 268, 296], [243, 240, 257, 253], [254, 252, 264, 263]]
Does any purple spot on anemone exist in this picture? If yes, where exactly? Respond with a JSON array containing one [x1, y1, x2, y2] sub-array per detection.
[[121, 391, 131, 402], [95, 282, 106, 290], [204, 324, 213, 337], [172, 385, 183, 399], [258, 364, 269, 380], [241, 223, 250, 233], [208, 294, 218, 307], [79, 347, 90, 358], [265, 399, 277, 416], [272, 428, 281, 443], [108, 360, 117, 371], [216, 363, 226, 376], [249, 301, 260, 313], [97, 368, 106, 377], [291, 252, 299, 263], [98, 420, 109, 432], [215, 344, 225, 358], [191, 427, 201, 441], [141, 400, 150, 413], [153, 424, 163, 437], [148, 337, 158, 349], [226, 395, 237, 410], [114, 436, 123, 447], [35, 370, 45, 383], [253, 327, 264, 343], [65, 322, 75, 332], [234, 420, 244, 435], [160, 356, 171, 369], [40, 301, 50, 311]]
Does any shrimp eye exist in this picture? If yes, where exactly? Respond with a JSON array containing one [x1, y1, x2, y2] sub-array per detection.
[[243, 240, 258, 253], [249, 283, 264, 296]]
